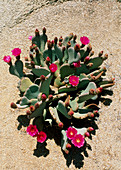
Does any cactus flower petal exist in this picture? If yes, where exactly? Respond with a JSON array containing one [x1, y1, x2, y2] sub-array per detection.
[[28, 36, 33, 40], [73, 61, 81, 68], [49, 63, 57, 73], [26, 125, 38, 137], [11, 48, 21, 57], [69, 75, 79, 86], [66, 127, 77, 140], [80, 36, 90, 45], [37, 131, 47, 143], [3, 55, 11, 63], [71, 134, 85, 148]]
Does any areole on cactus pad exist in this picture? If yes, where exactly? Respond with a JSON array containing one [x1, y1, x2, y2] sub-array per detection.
[[3, 27, 114, 165]]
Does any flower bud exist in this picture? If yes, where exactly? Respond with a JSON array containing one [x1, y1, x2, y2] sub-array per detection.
[[59, 36, 63, 42], [89, 89, 95, 95], [66, 143, 72, 149], [30, 105, 35, 112], [46, 56, 51, 63], [93, 110, 98, 115], [90, 50, 94, 56], [98, 51, 103, 57], [10, 102, 17, 109], [96, 87, 103, 94], [35, 103, 40, 109], [74, 44, 80, 52], [65, 149, 69, 154], [58, 42, 62, 47], [48, 94, 53, 100], [68, 109, 74, 116], [104, 53, 108, 60], [25, 57, 28, 61], [73, 34, 77, 41], [43, 27, 46, 34], [26, 110, 31, 115], [31, 61, 35, 68], [67, 41, 71, 49], [41, 94, 47, 101], [40, 75, 46, 81], [84, 56, 90, 63], [47, 40, 53, 49], [35, 29, 39, 36], [85, 132, 90, 137], [58, 122, 64, 128], [88, 127, 94, 132], [54, 37, 58, 44], [90, 113, 94, 118], [87, 44, 92, 52]]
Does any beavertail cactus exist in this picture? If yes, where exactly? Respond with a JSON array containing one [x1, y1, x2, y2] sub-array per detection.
[[3, 28, 114, 158]]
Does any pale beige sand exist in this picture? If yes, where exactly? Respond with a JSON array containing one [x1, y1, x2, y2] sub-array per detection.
[[0, 0, 121, 169]]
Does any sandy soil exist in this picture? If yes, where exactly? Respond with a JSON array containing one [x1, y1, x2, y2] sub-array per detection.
[[0, 0, 121, 169]]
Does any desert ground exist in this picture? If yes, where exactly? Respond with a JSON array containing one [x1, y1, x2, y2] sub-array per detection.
[[0, 0, 121, 169]]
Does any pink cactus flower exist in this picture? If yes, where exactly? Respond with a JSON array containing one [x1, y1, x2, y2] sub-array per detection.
[[49, 63, 57, 73], [66, 127, 77, 140], [80, 36, 90, 45], [3, 55, 11, 63], [69, 75, 79, 87], [11, 48, 21, 57], [26, 125, 38, 137], [28, 36, 33, 40], [71, 134, 85, 148], [73, 61, 81, 68], [37, 131, 47, 143], [41, 93, 47, 101]]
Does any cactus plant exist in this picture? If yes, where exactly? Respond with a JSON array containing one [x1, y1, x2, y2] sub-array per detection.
[[3, 27, 114, 166]]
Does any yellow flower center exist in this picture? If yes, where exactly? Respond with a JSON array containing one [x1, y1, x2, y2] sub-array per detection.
[[76, 138, 80, 143], [70, 132, 73, 135], [72, 79, 76, 82]]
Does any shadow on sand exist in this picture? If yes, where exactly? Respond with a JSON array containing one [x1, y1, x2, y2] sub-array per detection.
[[16, 89, 113, 169]]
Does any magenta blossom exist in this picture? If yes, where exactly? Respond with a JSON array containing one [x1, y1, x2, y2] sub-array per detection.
[[3, 55, 11, 63], [69, 75, 79, 87], [71, 134, 85, 148], [73, 61, 81, 68], [80, 36, 90, 45], [26, 124, 38, 137], [37, 131, 47, 143], [49, 63, 57, 73], [11, 48, 21, 57], [28, 36, 33, 40], [66, 127, 77, 140]]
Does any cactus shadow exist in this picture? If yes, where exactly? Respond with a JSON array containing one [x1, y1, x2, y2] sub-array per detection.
[[33, 142, 49, 158], [44, 124, 61, 146], [99, 89, 113, 106], [63, 142, 92, 169], [17, 115, 30, 130], [85, 89, 113, 107], [44, 118, 97, 168]]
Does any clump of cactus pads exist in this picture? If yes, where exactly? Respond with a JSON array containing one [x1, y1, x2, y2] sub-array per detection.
[[3, 27, 114, 156]]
